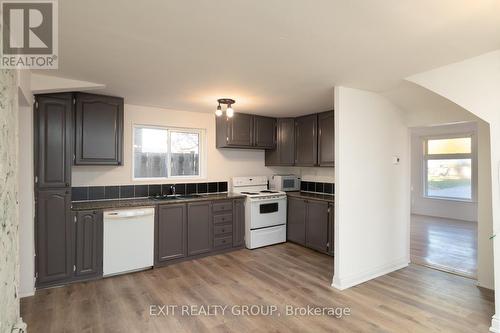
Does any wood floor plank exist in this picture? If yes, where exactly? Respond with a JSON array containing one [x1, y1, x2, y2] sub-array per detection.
[[411, 214, 477, 278], [21, 243, 493, 333]]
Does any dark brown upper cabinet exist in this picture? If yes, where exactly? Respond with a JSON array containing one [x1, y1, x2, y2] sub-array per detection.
[[318, 110, 334, 167], [253, 116, 277, 149], [35, 189, 73, 287], [74, 93, 124, 165], [187, 202, 212, 256], [217, 113, 253, 148], [156, 203, 187, 264], [265, 118, 295, 166], [295, 114, 318, 166], [216, 112, 276, 149], [74, 210, 103, 280], [35, 93, 73, 189]]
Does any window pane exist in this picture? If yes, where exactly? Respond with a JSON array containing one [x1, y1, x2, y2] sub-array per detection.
[[134, 127, 168, 178], [427, 137, 471, 154], [427, 159, 471, 199], [170, 131, 199, 176]]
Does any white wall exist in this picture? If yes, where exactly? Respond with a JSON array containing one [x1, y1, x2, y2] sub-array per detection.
[[410, 123, 478, 222], [332, 86, 409, 290], [72, 104, 334, 186], [406, 49, 500, 331], [387, 81, 494, 290], [17, 71, 34, 298]]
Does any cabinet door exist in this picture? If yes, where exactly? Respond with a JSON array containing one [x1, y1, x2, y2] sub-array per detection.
[[187, 202, 212, 256], [35, 189, 72, 286], [287, 197, 307, 245], [265, 118, 295, 166], [233, 199, 245, 247], [254, 116, 276, 149], [219, 113, 253, 147], [74, 210, 103, 279], [306, 200, 329, 253], [74, 93, 123, 165], [156, 204, 187, 263], [328, 203, 334, 256], [35, 94, 72, 189], [295, 114, 318, 166], [318, 111, 334, 167]]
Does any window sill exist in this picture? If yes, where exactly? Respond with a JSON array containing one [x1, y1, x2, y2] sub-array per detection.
[[422, 195, 476, 204]]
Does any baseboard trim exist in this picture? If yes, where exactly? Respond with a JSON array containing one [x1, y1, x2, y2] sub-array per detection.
[[490, 314, 500, 332], [331, 258, 408, 290]]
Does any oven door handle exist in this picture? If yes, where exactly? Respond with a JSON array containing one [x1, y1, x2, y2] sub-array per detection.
[[250, 197, 286, 204]]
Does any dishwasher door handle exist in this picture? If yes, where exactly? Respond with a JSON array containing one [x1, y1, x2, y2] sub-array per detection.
[[104, 208, 155, 219]]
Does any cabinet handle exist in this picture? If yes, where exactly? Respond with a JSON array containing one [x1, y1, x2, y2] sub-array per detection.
[[66, 182, 70, 187]]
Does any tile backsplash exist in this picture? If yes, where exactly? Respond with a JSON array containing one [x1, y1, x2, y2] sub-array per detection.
[[300, 181, 334, 195], [72, 181, 229, 202]]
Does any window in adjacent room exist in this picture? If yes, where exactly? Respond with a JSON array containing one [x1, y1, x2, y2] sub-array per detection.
[[424, 136, 473, 201], [133, 126, 203, 180]]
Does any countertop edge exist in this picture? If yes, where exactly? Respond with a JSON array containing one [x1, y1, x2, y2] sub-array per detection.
[[71, 193, 246, 211], [286, 191, 334, 203]]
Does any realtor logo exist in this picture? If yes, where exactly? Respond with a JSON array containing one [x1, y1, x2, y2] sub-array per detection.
[[1, 0, 58, 68]]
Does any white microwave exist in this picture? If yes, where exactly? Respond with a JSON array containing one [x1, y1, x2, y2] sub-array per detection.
[[270, 175, 300, 192]]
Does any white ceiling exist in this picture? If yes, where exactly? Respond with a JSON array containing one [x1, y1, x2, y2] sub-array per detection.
[[38, 0, 500, 116]]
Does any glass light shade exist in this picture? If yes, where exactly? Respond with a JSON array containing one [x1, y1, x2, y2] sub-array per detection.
[[226, 106, 234, 117], [215, 107, 223, 116]]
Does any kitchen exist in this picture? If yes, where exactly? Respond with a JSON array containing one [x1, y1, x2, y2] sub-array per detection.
[[32, 92, 334, 287], [3, 2, 498, 332]]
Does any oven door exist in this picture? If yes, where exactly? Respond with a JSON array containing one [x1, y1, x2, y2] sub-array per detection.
[[249, 197, 287, 229]]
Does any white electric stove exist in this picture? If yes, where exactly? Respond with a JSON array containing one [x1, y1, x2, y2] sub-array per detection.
[[232, 176, 287, 249]]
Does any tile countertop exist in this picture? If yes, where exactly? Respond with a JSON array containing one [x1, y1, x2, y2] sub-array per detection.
[[71, 193, 246, 211], [286, 191, 334, 203]]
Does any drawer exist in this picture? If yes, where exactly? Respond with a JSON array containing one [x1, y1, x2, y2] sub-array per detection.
[[213, 201, 233, 213], [214, 223, 232, 236], [213, 213, 232, 224], [214, 235, 232, 248]]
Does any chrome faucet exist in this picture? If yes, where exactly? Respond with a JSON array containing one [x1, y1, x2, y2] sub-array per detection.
[[170, 185, 176, 196]]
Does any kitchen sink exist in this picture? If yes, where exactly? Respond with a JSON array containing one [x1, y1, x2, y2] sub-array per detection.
[[177, 194, 206, 199]]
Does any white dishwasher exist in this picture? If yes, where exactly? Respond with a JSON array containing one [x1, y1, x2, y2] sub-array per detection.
[[103, 207, 155, 277]]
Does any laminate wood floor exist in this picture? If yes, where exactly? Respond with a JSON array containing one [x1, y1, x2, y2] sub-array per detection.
[[21, 243, 493, 333], [411, 214, 477, 278]]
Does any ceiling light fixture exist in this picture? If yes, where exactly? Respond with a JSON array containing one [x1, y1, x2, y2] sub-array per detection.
[[215, 98, 236, 118], [215, 104, 223, 117]]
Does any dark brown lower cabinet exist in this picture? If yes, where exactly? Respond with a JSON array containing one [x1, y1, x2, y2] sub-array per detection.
[[74, 210, 103, 279], [287, 197, 307, 245], [328, 203, 334, 256], [287, 196, 333, 256], [187, 202, 212, 256], [35, 189, 73, 287], [305, 201, 329, 254], [156, 204, 187, 263], [233, 199, 245, 247]]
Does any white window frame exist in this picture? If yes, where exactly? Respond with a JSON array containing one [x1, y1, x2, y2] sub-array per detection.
[[422, 132, 476, 202], [132, 124, 206, 182]]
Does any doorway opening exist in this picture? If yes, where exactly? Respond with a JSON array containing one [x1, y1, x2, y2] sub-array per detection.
[[410, 123, 478, 279]]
